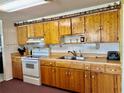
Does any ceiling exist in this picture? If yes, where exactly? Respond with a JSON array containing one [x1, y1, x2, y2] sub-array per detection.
[[0, 0, 119, 22]]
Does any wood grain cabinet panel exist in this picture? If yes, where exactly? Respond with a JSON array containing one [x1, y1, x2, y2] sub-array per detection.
[[59, 18, 71, 36], [17, 25, 28, 45], [85, 13, 101, 43], [44, 21, 60, 44], [12, 58, 23, 80], [101, 10, 119, 42], [33, 23, 44, 37], [41, 66, 56, 86], [71, 16, 85, 34]]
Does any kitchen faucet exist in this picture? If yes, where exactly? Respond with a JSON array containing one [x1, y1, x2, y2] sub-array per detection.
[[68, 50, 77, 57]]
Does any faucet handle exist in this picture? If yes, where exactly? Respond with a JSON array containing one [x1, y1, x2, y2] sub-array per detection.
[[79, 50, 83, 57]]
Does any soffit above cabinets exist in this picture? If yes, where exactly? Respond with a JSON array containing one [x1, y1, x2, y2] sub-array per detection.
[[0, 0, 119, 22]]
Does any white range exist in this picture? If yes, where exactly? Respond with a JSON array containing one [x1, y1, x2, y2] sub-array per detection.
[[21, 48, 49, 85]]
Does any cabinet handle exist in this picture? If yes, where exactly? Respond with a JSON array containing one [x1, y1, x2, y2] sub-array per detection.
[[96, 68, 100, 70], [50, 63, 52, 65], [68, 72, 71, 76], [111, 69, 115, 72], [85, 75, 87, 78], [65, 72, 68, 75], [92, 75, 95, 79], [52, 69, 55, 72]]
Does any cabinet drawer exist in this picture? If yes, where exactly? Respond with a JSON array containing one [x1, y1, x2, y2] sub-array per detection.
[[56, 61, 71, 68], [90, 64, 105, 72], [41, 60, 55, 66], [105, 65, 121, 74], [84, 64, 90, 70], [12, 57, 21, 62], [70, 62, 85, 69]]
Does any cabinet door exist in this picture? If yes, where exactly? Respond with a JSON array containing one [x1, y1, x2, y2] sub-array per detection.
[[97, 73, 115, 93], [41, 66, 56, 86], [85, 13, 101, 43], [91, 72, 98, 93], [41, 66, 51, 85], [101, 10, 119, 42], [44, 22, 50, 44], [28, 24, 34, 38], [17, 26, 28, 45], [49, 21, 60, 44], [115, 75, 121, 93], [59, 18, 71, 36], [84, 70, 91, 93], [71, 16, 85, 34], [69, 69, 84, 92], [56, 67, 69, 89], [33, 23, 44, 37], [12, 61, 23, 80]]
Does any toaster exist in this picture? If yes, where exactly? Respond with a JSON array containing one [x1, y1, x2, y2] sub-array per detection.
[[107, 51, 120, 60]]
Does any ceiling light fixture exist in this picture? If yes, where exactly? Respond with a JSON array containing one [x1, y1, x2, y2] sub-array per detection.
[[0, 0, 49, 12]]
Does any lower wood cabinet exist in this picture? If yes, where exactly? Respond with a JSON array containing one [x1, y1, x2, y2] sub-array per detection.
[[12, 58, 23, 80], [41, 66, 56, 86], [40, 61, 121, 93]]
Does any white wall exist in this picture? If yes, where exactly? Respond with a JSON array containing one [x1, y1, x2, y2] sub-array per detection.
[[2, 19, 18, 80]]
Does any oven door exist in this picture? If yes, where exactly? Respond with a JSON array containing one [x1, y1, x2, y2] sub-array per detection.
[[22, 59, 40, 77]]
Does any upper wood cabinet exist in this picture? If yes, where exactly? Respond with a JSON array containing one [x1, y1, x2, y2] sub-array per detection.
[[44, 21, 60, 44], [33, 23, 44, 38], [71, 16, 85, 34], [85, 13, 101, 43], [101, 10, 119, 42], [59, 18, 71, 36], [28, 23, 44, 38], [17, 25, 28, 45]]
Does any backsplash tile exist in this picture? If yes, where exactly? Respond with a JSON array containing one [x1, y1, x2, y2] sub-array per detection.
[[50, 43, 119, 54]]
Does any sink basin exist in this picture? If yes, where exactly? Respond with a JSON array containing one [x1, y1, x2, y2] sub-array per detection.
[[59, 56, 76, 60], [58, 56, 85, 61]]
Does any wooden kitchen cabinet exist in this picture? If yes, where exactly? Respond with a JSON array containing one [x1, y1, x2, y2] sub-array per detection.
[[71, 16, 85, 34], [41, 66, 56, 86], [56, 67, 84, 92], [101, 10, 119, 42], [85, 13, 101, 43], [28, 23, 44, 38], [44, 21, 60, 44], [59, 18, 71, 36], [12, 57, 23, 80], [17, 25, 28, 45]]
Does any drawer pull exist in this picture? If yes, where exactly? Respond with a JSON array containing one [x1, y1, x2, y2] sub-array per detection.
[[111, 69, 115, 72], [86, 67, 89, 69], [65, 72, 68, 75], [96, 68, 100, 70], [92, 75, 95, 79]]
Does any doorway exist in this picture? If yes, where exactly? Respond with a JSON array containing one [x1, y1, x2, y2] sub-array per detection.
[[0, 20, 4, 82]]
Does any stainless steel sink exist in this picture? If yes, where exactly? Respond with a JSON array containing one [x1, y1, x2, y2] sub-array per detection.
[[58, 56, 85, 61]]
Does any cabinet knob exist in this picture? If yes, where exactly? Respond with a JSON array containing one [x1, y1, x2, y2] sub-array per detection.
[[96, 68, 100, 70], [85, 75, 87, 78], [92, 75, 95, 79], [50, 63, 52, 65], [65, 72, 68, 75], [111, 69, 115, 72]]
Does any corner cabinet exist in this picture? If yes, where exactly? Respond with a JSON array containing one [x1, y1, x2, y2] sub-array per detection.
[[17, 25, 28, 45]]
